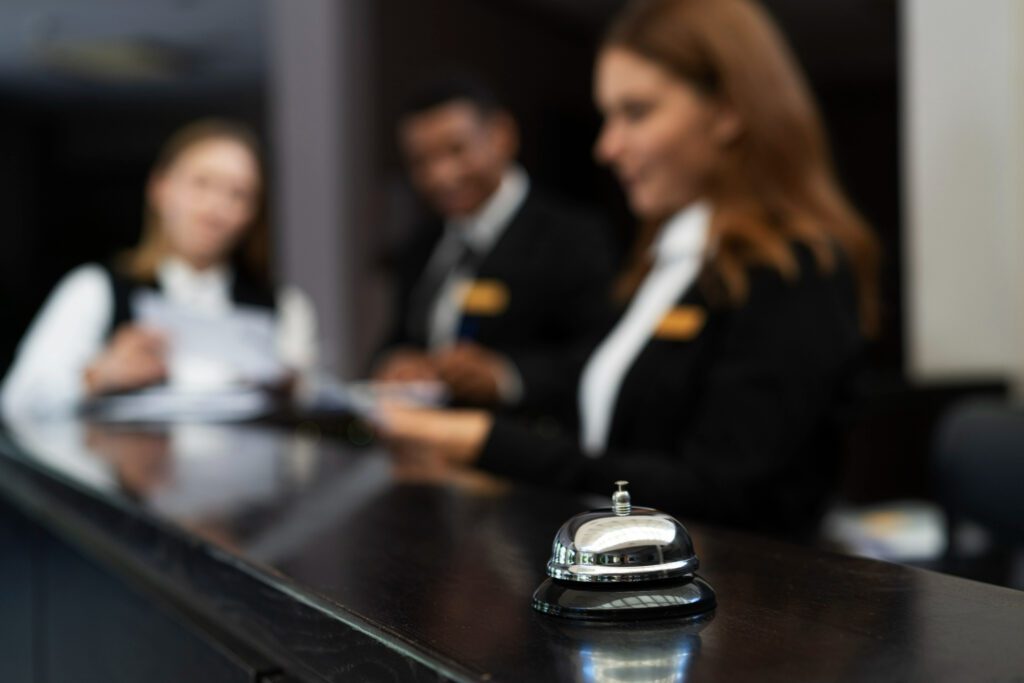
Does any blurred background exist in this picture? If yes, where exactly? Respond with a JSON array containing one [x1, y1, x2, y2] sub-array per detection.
[[0, 0, 1020, 584]]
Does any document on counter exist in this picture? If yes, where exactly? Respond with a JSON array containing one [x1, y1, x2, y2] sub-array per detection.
[[300, 376, 448, 421], [132, 291, 288, 390], [77, 292, 286, 423], [81, 386, 274, 423]]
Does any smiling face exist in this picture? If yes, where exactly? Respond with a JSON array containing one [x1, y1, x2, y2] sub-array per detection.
[[148, 137, 261, 270], [594, 47, 739, 223], [399, 100, 517, 219]]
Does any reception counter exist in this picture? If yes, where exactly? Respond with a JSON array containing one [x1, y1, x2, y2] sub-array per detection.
[[1, 419, 1023, 682]]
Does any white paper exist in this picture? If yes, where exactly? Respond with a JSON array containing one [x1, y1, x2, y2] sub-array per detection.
[[132, 290, 287, 390]]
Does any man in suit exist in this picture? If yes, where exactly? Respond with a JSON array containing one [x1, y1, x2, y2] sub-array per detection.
[[374, 78, 614, 413]]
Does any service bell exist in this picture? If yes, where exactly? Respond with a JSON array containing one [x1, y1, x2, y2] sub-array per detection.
[[532, 481, 717, 620]]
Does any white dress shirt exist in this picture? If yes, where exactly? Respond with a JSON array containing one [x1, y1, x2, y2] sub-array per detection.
[[578, 201, 712, 456], [1, 258, 318, 418], [157, 259, 233, 314], [423, 166, 530, 350]]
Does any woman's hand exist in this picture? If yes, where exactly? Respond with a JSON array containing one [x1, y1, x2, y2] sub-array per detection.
[[375, 403, 494, 467], [84, 325, 168, 396]]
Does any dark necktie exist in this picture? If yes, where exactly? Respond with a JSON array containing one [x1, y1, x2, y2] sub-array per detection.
[[406, 235, 481, 345]]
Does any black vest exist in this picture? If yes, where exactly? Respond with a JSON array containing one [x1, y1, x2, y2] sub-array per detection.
[[101, 263, 278, 338]]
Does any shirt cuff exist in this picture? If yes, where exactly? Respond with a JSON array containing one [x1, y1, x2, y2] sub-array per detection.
[[494, 357, 524, 406]]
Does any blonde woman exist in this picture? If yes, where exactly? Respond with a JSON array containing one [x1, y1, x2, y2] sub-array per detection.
[[2, 119, 317, 417]]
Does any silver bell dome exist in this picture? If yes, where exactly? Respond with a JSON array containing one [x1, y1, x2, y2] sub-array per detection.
[[532, 481, 716, 620], [546, 481, 699, 583]]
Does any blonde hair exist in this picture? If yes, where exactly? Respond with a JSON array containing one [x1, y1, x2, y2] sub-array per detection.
[[119, 118, 269, 282]]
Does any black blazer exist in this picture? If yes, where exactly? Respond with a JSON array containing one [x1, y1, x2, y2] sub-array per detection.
[[380, 188, 616, 413], [479, 243, 863, 535]]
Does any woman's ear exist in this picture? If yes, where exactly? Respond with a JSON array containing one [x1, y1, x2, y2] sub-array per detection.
[[711, 101, 743, 146]]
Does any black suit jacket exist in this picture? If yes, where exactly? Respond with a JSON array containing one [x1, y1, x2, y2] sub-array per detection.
[[479, 243, 863, 536], [380, 188, 616, 413]]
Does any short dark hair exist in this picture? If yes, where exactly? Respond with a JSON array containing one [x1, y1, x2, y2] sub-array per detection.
[[398, 74, 505, 120]]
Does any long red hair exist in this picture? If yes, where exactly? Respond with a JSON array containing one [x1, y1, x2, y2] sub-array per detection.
[[606, 0, 879, 334]]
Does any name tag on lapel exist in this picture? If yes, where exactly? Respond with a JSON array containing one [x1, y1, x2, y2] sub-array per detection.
[[654, 305, 706, 341], [461, 279, 510, 316]]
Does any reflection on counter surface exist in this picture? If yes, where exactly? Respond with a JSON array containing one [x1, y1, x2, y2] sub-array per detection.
[[542, 617, 709, 683], [4, 418, 399, 559], [3, 418, 1024, 682]]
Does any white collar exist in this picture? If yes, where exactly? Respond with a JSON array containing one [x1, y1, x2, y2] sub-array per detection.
[[447, 165, 530, 253], [157, 257, 231, 292], [650, 200, 712, 264]]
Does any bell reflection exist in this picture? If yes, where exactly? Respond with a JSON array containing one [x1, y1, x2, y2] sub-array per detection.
[[544, 617, 709, 683]]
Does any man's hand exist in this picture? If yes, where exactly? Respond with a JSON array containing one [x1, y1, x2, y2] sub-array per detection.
[[433, 342, 516, 405], [372, 347, 440, 382]]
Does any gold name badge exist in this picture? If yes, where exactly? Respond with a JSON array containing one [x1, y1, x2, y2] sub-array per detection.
[[654, 305, 706, 341], [461, 279, 510, 316]]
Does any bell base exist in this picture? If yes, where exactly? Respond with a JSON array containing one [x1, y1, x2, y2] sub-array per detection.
[[532, 575, 716, 621]]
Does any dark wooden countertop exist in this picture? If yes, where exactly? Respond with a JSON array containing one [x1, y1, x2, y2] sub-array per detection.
[[1, 419, 1022, 682]]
